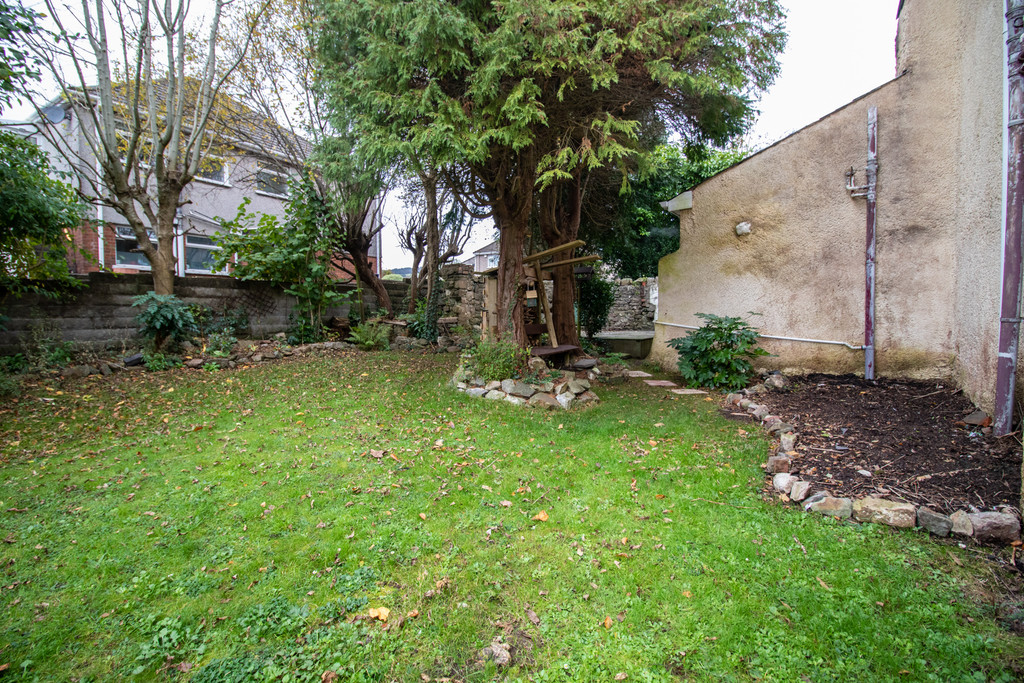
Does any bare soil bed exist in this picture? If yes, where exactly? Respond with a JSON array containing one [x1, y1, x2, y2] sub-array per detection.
[[736, 374, 1023, 513]]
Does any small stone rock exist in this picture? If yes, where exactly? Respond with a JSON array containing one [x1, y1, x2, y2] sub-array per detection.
[[766, 422, 794, 436], [484, 381, 502, 392], [185, 358, 205, 369], [501, 379, 516, 394], [950, 510, 973, 536], [790, 480, 811, 502], [751, 405, 770, 420], [772, 473, 795, 494], [857, 469, 872, 478], [964, 410, 992, 427], [803, 491, 827, 507], [537, 381, 554, 393], [510, 381, 536, 398], [447, 346, 461, 354], [568, 379, 590, 394], [746, 384, 767, 395], [917, 508, 953, 537], [252, 354, 263, 362], [505, 395, 526, 406], [99, 363, 112, 376], [481, 638, 511, 668], [576, 390, 600, 405], [780, 432, 798, 452], [466, 388, 487, 398], [763, 416, 782, 429], [852, 498, 916, 528], [625, 370, 652, 378], [528, 357, 548, 373], [766, 455, 791, 474], [807, 496, 853, 519], [456, 382, 468, 390], [968, 511, 1020, 544], [764, 374, 789, 391], [738, 399, 753, 409], [484, 390, 506, 400], [725, 393, 743, 405], [556, 393, 575, 410], [528, 393, 560, 410]]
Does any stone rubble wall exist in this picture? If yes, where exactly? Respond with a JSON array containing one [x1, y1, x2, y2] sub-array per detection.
[[433, 266, 657, 333], [0, 272, 408, 355], [604, 278, 657, 331]]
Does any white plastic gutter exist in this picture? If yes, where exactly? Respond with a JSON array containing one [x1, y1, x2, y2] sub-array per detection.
[[654, 320, 866, 351]]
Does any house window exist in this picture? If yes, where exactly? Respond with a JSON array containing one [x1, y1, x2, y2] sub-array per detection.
[[195, 156, 228, 185], [256, 166, 289, 198], [486, 253, 499, 269], [184, 234, 223, 274], [115, 226, 154, 267]]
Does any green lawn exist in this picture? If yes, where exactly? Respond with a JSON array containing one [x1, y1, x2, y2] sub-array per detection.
[[0, 351, 1020, 682]]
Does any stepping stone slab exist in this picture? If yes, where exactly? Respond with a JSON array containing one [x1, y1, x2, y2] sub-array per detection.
[[968, 511, 1020, 544], [807, 496, 853, 519], [671, 388, 708, 395], [625, 370, 653, 378], [852, 498, 917, 528], [644, 380, 678, 387], [950, 510, 974, 537], [917, 508, 953, 537]]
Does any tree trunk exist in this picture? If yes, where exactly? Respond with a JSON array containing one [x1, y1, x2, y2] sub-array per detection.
[[538, 174, 582, 348], [493, 204, 528, 346], [351, 246, 393, 317], [406, 247, 423, 314]]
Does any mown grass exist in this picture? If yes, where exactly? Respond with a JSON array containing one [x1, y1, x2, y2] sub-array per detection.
[[0, 351, 1021, 682]]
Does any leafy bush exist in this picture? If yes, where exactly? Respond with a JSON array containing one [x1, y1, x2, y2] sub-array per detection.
[[0, 353, 27, 374], [347, 321, 390, 351], [132, 293, 197, 351], [206, 330, 236, 355], [402, 299, 436, 340], [464, 338, 530, 381], [142, 350, 181, 372], [577, 276, 614, 339], [382, 273, 404, 281], [0, 373, 21, 398], [667, 313, 770, 390]]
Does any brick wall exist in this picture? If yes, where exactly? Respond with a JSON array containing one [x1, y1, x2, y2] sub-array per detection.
[[0, 273, 408, 355]]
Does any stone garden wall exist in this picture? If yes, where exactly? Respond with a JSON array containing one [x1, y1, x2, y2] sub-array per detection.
[[604, 278, 657, 331], [0, 273, 408, 355]]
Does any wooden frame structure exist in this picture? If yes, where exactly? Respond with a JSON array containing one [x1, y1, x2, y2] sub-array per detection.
[[480, 240, 600, 361]]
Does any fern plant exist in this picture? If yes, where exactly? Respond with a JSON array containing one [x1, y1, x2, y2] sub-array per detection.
[[132, 293, 197, 351], [667, 313, 770, 390], [347, 321, 390, 351]]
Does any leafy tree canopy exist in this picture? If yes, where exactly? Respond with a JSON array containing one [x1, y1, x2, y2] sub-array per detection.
[[582, 144, 745, 279], [0, 0, 39, 113]]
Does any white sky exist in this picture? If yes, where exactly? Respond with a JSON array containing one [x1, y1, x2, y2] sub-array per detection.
[[381, 0, 901, 271]]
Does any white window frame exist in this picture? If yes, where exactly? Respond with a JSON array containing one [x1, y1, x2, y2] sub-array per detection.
[[183, 233, 226, 275], [114, 225, 155, 270], [255, 166, 291, 199], [194, 155, 232, 187]]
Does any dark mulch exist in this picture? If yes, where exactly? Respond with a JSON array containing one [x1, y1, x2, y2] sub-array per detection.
[[734, 374, 1022, 514]]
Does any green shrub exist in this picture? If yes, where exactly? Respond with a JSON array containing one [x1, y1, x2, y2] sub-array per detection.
[[206, 330, 237, 355], [464, 337, 530, 381], [0, 353, 27, 374], [382, 273, 404, 281], [348, 321, 390, 351], [577, 276, 614, 339], [142, 351, 182, 372], [0, 373, 21, 398], [132, 293, 197, 351], [667, 313, 770, 390], [402, 299, 437, 340]]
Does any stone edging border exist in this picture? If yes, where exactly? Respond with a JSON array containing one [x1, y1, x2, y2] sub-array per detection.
[[723, 386, 1023, 547]]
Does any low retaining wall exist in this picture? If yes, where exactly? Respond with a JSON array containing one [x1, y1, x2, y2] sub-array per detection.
[[0, 273, 408, 354]]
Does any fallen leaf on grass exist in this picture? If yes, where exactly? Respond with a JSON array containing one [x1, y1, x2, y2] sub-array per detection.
[[525, 607, 540, 625], [419, 513, 427, 520], [322, 671, 338, 683], [603, 616, 613, 628], [816, 576, 831, 590], [407, 610, 419, 618], [499, 500, 513, 507], [532, 510, 549, 522], [368, 607, 390, 623], [615, 674, 628, 681]]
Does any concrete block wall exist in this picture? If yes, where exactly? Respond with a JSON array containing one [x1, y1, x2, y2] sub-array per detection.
[[0, 273, 408, 355]]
